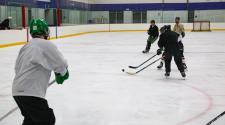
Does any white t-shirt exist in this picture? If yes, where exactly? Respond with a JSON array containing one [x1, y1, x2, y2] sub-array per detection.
[[12, 38, 68, 98]]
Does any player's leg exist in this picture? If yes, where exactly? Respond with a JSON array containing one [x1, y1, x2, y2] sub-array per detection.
[[143, 36, 151, 53], [14, 96, 34, 125], [143, 36, 157, 53], [178, 41, 184, 57], [164, 53, 172, 77], [13, 96, 55, 125], [174, 53, 186, 77], [178, 41, 187, 70]]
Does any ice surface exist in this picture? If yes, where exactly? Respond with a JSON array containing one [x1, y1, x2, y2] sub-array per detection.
[[0, 31, 225, 125]]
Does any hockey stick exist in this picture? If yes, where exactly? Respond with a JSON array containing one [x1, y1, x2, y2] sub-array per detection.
[[129, 54, 157, 69], [206, 111, 225, 125], [0, 80, 56, 122], [123, 57, 161, 75]]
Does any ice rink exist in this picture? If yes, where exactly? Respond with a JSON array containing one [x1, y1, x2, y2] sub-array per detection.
[[0, 31, 225, 125]]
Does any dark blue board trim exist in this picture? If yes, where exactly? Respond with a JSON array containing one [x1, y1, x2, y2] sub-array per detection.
[[90, 3, 188, 11], [0, 1, 225, 11], [189, 2, 225, 10], [90, 2, 225, 11], [90, 3, 164, 11]]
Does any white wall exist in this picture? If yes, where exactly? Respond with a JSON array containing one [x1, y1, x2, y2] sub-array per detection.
[[124, 11, 133, 23], [0, 23, 225, 46], [0, 29, 28, 44], [0, 6, 7, 22], [90, 11, 109, 23], [162, 11, 188, 23], [71, 0, 94, 3], [147, 11, 162, 23], [194, 10, 225, 22]]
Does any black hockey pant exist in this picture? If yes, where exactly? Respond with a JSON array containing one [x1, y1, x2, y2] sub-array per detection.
[[178, 41, 184, 58], [13, 96, 55, 125], [145, 36, 158, 51], [164, 52, 184, 73]]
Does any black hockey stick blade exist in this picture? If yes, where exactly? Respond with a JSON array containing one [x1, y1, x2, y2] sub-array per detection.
[[206, 111, 225, 125], [128, 54, 157, 69], [128, 66, 139, 69]]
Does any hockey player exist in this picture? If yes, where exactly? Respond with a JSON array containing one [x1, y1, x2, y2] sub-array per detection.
[[173, 17, 187, 69], [0, 17, 12, 30], [156, 25, 186, 78], [157, 17, 187, 70], [142, 20, 159, 53], [12, 19, 69, 125]]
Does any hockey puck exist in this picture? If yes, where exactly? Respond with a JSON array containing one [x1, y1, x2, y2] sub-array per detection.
[[122, 69, 125, 72]]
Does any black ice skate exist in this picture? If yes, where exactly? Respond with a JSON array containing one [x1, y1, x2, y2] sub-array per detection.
[[165, 72, 170, 78], [181, 72, 186, 78], [157, 62, 163, 69], [142, 50, 149, 54]]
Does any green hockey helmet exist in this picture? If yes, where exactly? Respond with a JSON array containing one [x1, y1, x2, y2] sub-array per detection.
[[30, 19, 49, 38]]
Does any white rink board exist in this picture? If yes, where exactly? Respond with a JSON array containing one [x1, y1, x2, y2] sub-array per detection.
[[0, 23, 225, 45]]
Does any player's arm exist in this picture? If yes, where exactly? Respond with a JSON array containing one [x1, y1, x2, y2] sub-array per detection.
[[147, 27, 151, 35], [158, 34, 165, 48], [157, 34, 165, 55], [181, 24, 185, 38], [41, 42, 69, 84], [156, 26, 159, 37], [173, 25, 176, 32]]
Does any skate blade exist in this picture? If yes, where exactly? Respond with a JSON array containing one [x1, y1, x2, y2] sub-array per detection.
[[181, 76, 186, 80]]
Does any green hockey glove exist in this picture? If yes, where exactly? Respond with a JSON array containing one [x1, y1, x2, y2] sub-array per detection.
[[55, 70, 69, 84]]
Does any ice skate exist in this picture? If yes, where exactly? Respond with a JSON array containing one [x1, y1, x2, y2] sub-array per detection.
[[142, 50, 149, 54], [180, 71, 186, 78], [165, 72, 170, 78], [157, 61, 163, 69]]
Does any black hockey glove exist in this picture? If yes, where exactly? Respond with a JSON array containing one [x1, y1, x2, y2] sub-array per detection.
[[147, 30, 151, 35], [157, 49, 162, 55], [181, 32, 185, 38]]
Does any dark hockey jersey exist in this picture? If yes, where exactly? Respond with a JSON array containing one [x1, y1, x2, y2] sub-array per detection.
[[158, 30, 180, 54], [147, 25, 159, 38], [0, 19, 10, 30]]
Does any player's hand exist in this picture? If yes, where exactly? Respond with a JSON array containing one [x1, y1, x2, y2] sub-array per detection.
[[55, 70, 69, 84], [181, 32, 185, 38], [157, 49, 162, 55]]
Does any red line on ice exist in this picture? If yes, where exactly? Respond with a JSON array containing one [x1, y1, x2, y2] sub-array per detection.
[[176, 84, 213, 125]]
